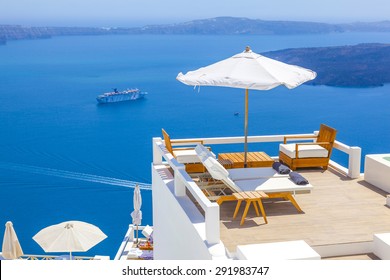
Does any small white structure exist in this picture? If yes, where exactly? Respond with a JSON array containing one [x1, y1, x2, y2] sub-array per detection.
[[373, 233, 390, 260], [364, 154, 390, 193], [236, 240, 321, 260], [93, 255, 110, 260]]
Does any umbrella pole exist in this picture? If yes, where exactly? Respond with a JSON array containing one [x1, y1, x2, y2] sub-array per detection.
[[70, 250, 72, 260], [244, 88, 249, 168], [136, 225, 139, 246]]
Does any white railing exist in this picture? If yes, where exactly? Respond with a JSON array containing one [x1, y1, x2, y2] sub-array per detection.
[[1, 253, 106, 260], [114, 224, 151, 260], [152, 131, 362, 245], [331, 141, 361, 178], [154, 131, 361, 178], [15, 254, 93, 260]]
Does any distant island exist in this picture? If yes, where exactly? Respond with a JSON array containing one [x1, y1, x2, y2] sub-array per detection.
[[263, 43, 390, 87], [2, 17, 390, 44], [2, 18, 390, 87]]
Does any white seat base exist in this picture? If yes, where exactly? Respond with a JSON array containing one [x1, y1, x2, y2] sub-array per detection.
[[280, 143, 328, 159], [174, 149, 200, 163]]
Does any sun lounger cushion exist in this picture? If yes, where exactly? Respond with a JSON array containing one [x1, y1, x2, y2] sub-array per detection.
[[235, 177, 313, 193], [227, 167, 285, 181], [279, 143, 328, 159], [289, 172, 309, 185], [173, 149, 201, 164], [195, 144, 216, 161], [195, 145, 229, 180], [272, 162, 291, 174], [203, 156, 230, 180]]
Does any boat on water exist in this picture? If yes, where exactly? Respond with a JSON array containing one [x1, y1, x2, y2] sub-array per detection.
[[96, 88, 147, 104]]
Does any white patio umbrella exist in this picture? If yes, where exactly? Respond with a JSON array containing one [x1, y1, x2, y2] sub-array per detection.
[[177, 46, 316, 167], [130, 184, 142, 244], [32, 220, 107, 260], [2, 221, 24, 259]]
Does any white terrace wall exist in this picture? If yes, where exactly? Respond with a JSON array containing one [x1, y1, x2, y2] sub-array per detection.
[[152, 164, 217, 260]]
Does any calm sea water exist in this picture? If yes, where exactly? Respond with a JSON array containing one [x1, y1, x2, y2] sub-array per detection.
[[1, 32, 390, 259]]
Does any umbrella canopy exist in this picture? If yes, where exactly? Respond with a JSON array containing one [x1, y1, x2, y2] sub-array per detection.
[[177, 46, 316, 166], [2, 221, 23, 259], [177, 46, 316, 90], [33, 220, 107, 259], [131, 184, 142, 226]]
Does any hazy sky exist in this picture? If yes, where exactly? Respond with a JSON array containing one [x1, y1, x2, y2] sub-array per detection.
[[1, 0, 390, 27]]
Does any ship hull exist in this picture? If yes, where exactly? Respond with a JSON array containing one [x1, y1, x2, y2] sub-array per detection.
[[96, 90, 147, 104]]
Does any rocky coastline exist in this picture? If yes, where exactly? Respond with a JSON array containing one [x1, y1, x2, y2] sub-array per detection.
[[2, 17, 390, 42], [2, 18, 390, 87], [264, 43, 390, 87]]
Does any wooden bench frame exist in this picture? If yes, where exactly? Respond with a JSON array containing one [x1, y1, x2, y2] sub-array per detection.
[[162, 128, 207, 173], [279, 124, 337, 170]]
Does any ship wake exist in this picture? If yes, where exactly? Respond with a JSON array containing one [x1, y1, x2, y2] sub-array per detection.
[[0, 161, 152, 190]]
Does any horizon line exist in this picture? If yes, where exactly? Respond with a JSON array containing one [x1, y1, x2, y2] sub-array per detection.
[[1, 16, 390, 29]]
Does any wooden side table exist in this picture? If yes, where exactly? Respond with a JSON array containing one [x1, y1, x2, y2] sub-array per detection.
[[218, 152, 274, 168], [233, 191, 269, 225]]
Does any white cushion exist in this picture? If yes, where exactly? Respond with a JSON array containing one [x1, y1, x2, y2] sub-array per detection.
[[195, 144, 228, 180], [235, 177, 313, 193], [228, 167, 284, 181], [173, 149, 200, 163], [279, 143, 328, 159], [194, 144, 216, 161], [203, 156, 230, 180]]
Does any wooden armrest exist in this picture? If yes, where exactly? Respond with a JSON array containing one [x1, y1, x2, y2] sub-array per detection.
[[283, 135, 317, 144], [172, 147, 198, 151], [295, 141, 329, 146], [172, 145, 211, 152], [312, 142, 333, 145], [295, 141, 332, 147], [295, 142, 332, 158], [171, 139, 204, 144]]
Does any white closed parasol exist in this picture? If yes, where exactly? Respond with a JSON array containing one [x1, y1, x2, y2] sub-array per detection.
[[2, 221, 24, 259], [130, 184, 142, 244]]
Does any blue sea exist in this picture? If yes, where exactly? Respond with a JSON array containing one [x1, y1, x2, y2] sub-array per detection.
[[1, 32, 390, 259]]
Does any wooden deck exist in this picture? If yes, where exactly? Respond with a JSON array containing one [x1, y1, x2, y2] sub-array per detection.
[[217, 168, 390, 253]]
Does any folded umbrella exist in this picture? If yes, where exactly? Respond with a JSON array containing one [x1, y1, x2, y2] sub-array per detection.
[[2, 221, 23, 259]]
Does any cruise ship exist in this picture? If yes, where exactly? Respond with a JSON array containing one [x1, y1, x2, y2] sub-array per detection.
[[96, 88, 147, 104], [115, 127, 390, 260]]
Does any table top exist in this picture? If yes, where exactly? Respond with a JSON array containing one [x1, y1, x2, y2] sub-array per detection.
[[218, 151, 274, 168], [233, 191, 269, 200]]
